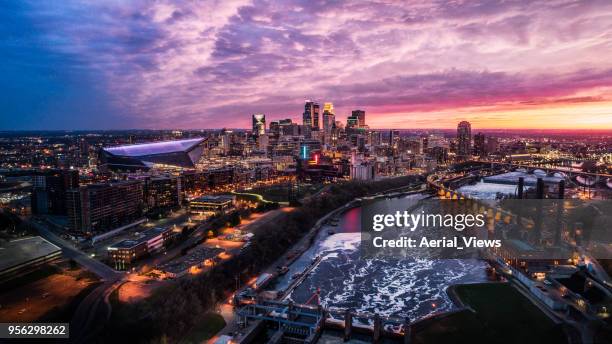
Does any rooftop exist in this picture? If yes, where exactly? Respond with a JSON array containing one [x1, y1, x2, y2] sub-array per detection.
[[191, 195, 235, 203], [109, 227, 171, 250], [0, 236, 61, 273], [103, 138, 205, 157]]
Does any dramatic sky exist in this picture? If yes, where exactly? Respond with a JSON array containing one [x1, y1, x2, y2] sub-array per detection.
[[2, 0, 612, 130]]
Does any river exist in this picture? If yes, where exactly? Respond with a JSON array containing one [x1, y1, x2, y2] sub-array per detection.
[[271, 193, 490, 321]]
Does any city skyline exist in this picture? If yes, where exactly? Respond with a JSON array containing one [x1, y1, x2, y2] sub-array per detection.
[[2, 1, 612, 130]]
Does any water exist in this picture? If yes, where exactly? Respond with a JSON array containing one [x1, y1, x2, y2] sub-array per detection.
[[457, 179, 518, 199], [273, 194, 489, 322], [457, 171, 564, 199]]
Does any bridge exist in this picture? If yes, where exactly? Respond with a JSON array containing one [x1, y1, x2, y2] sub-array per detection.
[[431, 161, 612, 198]]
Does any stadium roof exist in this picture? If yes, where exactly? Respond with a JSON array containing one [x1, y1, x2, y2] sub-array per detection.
[[99, 138, 206, 171], [103, 138, 204, 157]]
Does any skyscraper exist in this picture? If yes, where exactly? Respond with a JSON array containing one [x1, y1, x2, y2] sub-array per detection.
[[323, 102, 335, 133], [303, 101, 320, 133], [352, 110, 366, 128], [457, 121, 472, 159], [67, 181, 143, 234], [269, 121, 280, 142], [389, 129, 400, 148], [473, 132, 486, 157], [347, 116, 358, 128], [252, 113, 266, 136], [487, 137, 500, 154]]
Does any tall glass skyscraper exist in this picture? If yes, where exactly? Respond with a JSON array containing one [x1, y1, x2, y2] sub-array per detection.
[[457, 121, 472, 159], [303, 101, 320, 131], [323, 102, 335, 133], [252, 113, 266, 136], [352, 109, 366, 128]]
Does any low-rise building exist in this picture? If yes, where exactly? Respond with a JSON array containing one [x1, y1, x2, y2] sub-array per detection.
[[108, 227, 175, 270], [0, 236, 62, 282], [189, 195, 235, 215]]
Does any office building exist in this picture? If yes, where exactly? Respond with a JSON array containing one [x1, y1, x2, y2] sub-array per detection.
[[352, 110, 366, 128], [389, 130, 400, 148], [487, 137, 500, 154], [474, 132, 487, 157], [143, 176, 183, 213], [108, 227, 175, 269], [31, 169, 79, 215], [303, 101, 320, 135], [189, 195, 236, 214], [323, 103, 335, 133], [279, 119, 299, 137], [66, 180, 144, 235], [252, 114, 266, 136], [457, 121, 472, 159], [347, 116, 358, 129]]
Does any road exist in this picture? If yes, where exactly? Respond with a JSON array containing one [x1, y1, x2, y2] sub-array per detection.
[[28, 218, 122, 281], [68, 280, 121, 344], [25, 217, 124, 343]]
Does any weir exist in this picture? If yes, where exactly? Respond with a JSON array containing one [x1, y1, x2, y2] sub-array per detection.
[[236, 300, 411, 343]]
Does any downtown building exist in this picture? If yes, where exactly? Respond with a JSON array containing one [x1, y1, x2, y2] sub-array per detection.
[[107, 226, 175, 270], [142, 175, 183, 215], [302, 100, 320, 138], [456, 121, 472, 160], [31, 169, 79, 215], [252, 113, 266, 137], [66, 180, 144, 236]]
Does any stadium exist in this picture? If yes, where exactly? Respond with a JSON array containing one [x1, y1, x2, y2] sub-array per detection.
[[98, 138, 206, 171]]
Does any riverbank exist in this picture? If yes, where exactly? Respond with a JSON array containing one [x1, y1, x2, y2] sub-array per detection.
[[270, 184, 429, 297], [104, 176, 423, 343], [267, 183, 490, 317], [411, 282, 568, 344]]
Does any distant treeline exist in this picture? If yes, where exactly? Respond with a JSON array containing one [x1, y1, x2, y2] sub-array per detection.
[[102, 175, 423, 343]]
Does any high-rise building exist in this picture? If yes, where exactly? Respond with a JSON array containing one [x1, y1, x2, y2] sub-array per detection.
[[347, 116, 358, 128], [487, 137, 500, 154], [31, 169, 79, 215], [303, 101, 320, 134], [269, 121, 280, 140], [144, 176, 183, 214], [279, 119, 299, 136], [323, 102, 335, 133], [389, 130, 400, 148], [457, 121, 472, 159], [473, 132, 487, 157], [66, 181, 144, 234], [252, 114, 266, 136], [257, 134, 269, 150], [352, 110, 366, 128]]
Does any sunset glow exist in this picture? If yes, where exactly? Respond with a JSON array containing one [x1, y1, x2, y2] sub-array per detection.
[[2, 0, 612, 129]]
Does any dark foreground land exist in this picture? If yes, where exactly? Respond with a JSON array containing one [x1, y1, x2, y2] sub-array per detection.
[[103, 176, 423, 343], [414, 282, 567, 344]]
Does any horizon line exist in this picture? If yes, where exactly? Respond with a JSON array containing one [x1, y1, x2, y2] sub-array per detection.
[[2, 128, 612, 132]]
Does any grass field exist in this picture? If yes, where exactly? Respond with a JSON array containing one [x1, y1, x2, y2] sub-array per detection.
[[413, 283, 567, 344]]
